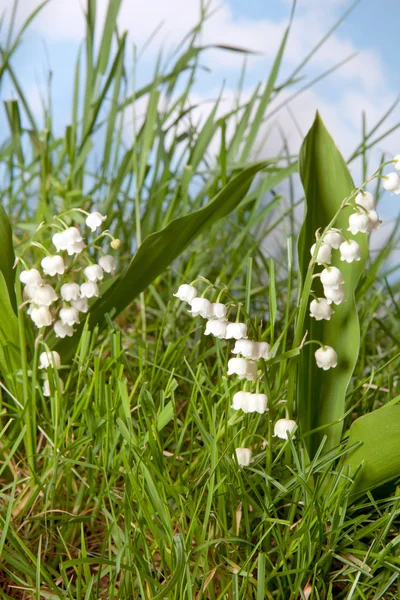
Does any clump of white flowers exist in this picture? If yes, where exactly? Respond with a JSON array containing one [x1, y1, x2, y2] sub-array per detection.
[[18, 211, 119, 336]]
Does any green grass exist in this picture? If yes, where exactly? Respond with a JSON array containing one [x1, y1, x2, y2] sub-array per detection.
[[1, 1, 400, 598]]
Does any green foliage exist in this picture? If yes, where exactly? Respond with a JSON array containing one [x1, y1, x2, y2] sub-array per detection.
[[296, 114, 367, 456]]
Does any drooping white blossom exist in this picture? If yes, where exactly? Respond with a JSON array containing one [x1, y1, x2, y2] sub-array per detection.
[[348, 212, 370, 235], [355, 191, 376, 211], [320, 266, 344, 289], [80, 282, 99, 299], [84, 264, 104, 282], [310, 242, 332, 266], [309, 298, 334, 321], [41, 255, 65, 276], [60, 306, 80, 327], [42, 379, 51, 397], [383, 172, 400, 194], [174, 284, 197, 303], [315, 345, 338, 370], [225, 322, 248, 340], [39, 351, 61, 370], [324, 284, 346, 305], [52, 227, 83, 252], [234, 447, 252, 466], [323, 230, 344, 249], [231, 339, 270, 360], [60, 282, 80, 302], [231, 391, 267, 414], [71, 297, 89, 313], [274, 419, 297, 440], [30, 306, 53, 328], [211, 303, 227, 320], [19, 268, 42, 286], [204, 319, 227, 339], [367, 210, 381, 231], [86, 211, 107, 232], [227, 357, 257, 380], [99, 255, 116, 274], [189, 297, 213, 318], [339, 240, 361, 263], [54, 320, 74, 338], [26, 283, 57, 306]]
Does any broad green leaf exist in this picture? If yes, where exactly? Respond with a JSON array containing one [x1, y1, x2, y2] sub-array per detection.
[[297, 113, 367, 456], [0, 204, 16, 312], [343, 405, 400, 498], [0, 271, 20, 388], [54, 161, 280, 358]]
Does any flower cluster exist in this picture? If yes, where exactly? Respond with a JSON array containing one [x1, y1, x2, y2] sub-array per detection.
[[309, 187, 382, 370], [19, 211, 117, 338], [175, 282, 297, 466]]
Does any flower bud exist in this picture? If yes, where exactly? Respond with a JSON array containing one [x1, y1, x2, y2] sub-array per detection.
[[355, 191, 376, 211], [41, 255, 65, 276], [234, 447, 252, 466], [30, 306, 53, 328], [60, 306, 80, 326], [211, 302, 227, 320], [60, 282, 80, 301], [19, 268, 42, 286], [348, 212, 370, 235], [339, 240, 361, 263], [225, 322, 248, 340], [54, 320, 74, 338], [323, 230, 343, 249], [204, 319, 227, 339], [80, 282, 99, 298], [315, 345, 338, 370], [86, 211, 107, 232], [310, 242, 332, 265], [39, 351, 61, 370], [84, 264, 104, 282], [98, 255, 116, 274], [227, 357, 258, 380], [320, 266, 344, 289], [309, 298, 334, 321], [110, 239, 121, 250], [174, 284, 197, 303], [189, 297, 213, 318], [274, 418, 296, 440], [383, 172, 400, 194]]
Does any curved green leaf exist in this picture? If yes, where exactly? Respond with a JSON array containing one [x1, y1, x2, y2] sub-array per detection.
[[344, 405, 400, 498], [0, 203, 16, 313], [297, 113, 367, 456]]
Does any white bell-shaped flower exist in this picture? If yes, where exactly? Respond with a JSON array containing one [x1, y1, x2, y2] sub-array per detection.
[[204, 319, 227, 339], [84, 264, 104, 282], [41, 255, 65, 276], [211, 303, 227, 320], [60, 306, 80, 326], [43, 379, 51, 397], [71, 297, 89, 313], [315, 345, 338, 370], [99, 255, 116, 274], [227, 357, 257, 380], [189, 297, 212, 318], [39, 350, 61, 370], [309, 298, 334, 321], [383, 172, 400, 194], [394, 154, 400, 171], [225, 322, 248, 340], [248, 393, 268, 414], [80, 282, 99, 299], [231, 391, 252, 411], [30, 306, 53, 328], [367, 210, 381, 231], [274, 418, 297, 440], [310, 242, 332, 266], [348, 212, 370, 235], [26, 283, 57, 306], [53, 227, 83, 252], [320, 266, 344, 290], [86, 211, 107, 232], [324, 284, 346, 305], [234, 447, 252, 466], [355, 191, 376, 211], [339, 240, 361, 263], [258, 342, 271, 359], [231, 339, 270, 360], [173, 284, 197, 303], [54, 320, 74, 338], [60, 282, 80, 301], [66, 240, 85, 256], [19, 268, 42, 286], [323, 230, 344, 249]]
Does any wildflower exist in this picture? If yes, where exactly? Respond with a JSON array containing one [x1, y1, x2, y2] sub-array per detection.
[[323, 229, 344, 249], [231, 391, 251, 411], [52, 227, 83, 252], [225, 322, 248, 340], [54, 320, 74, 338], [315, 345, 338, 370], [26, 283, 57, 306], [19, 268, 42, 286], [66, 240, 85, 255], [204, 319, 227, 339], [324, 284, 346, 305], [320, 266, 344, 289], [110, 238, 121, 249], [59, 306, 80, 326], [310, 243, 332, 265], [234, 447, 252, 466], [83, 264, 104, 282], [71, 297, 89, 313], [211, 302, 227, 320], [348, 212, 370, 235], [394, 154, 400, 171], [367, 210, 381, 231], [99, 255, 116, 274], [86, 211, 106, 232], [41, 255, 65, 276], [39, 351, 61, 370], [232, 391, 268, 414], [383, 172, 400, 194], [80, 282, 99, 298], [232, 339, 270, 360], [309, 298, 334, 321], [42, 379, 51, 397], [227, 357, 258, 380], [174, 284, 197, 303], [355, 191, 376, 211], [189, 297, 213, 318], [60, 282, 80, 302], [30, 306, 53, 327], [339, 240, 361, 263], [274, 418, 296, 440]]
